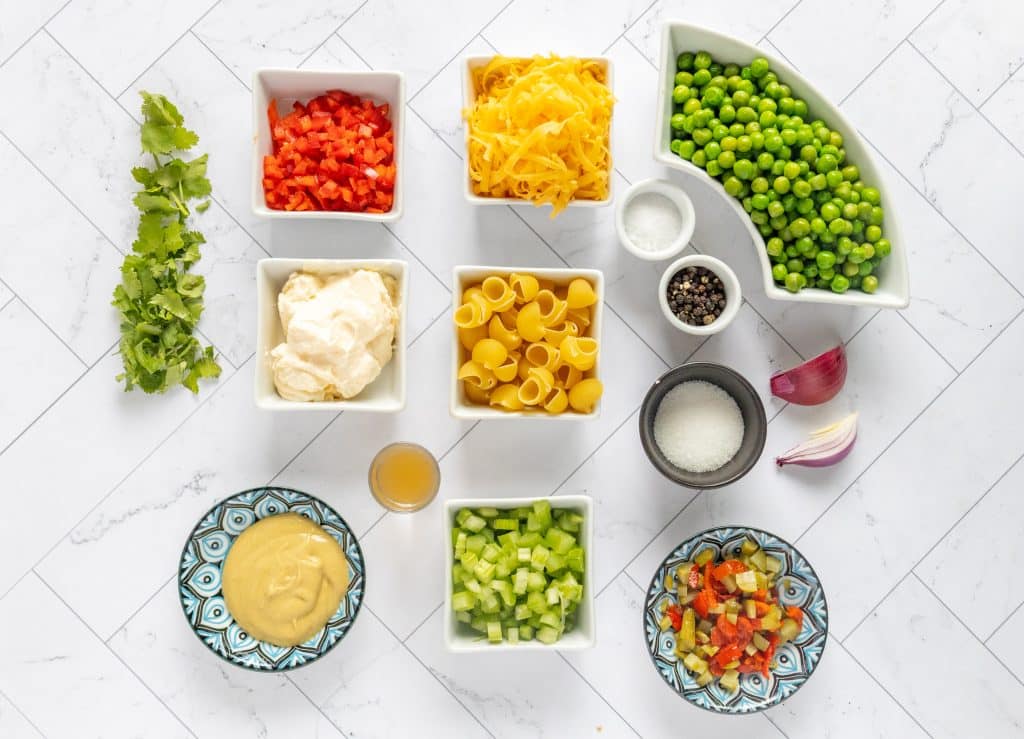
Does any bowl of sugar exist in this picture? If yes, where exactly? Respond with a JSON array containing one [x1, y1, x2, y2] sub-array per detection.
[[615, 179, 695, 261], [638, 362, 766, 489]]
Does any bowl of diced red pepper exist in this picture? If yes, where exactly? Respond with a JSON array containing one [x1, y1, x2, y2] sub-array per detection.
[[252, 68, 403, 220], [643, 526, 828, 714]]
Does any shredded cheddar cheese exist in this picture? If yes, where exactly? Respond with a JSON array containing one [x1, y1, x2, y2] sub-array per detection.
[[464, 55, 614, 215]]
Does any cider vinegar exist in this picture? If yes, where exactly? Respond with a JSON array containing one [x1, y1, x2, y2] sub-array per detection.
[[368, 443, 440, 512]]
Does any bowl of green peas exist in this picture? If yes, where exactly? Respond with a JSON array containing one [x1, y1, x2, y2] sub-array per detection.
[[653, 22, 909, 308]]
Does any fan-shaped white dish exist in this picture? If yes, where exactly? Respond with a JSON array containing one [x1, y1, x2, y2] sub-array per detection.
[[654, 22, 909, 309]]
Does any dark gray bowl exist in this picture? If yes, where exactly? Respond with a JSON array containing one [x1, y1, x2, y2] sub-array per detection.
[[639, 363, 767, 489]]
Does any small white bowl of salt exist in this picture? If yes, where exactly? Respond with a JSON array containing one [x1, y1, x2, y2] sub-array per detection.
[[615, 179, 695, 261]]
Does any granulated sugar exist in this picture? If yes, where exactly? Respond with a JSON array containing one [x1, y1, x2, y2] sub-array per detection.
[[623, 192, 682, 252], [653, 380, 744, 473]]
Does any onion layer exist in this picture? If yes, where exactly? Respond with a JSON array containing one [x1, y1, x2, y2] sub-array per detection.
[[776, 412, 858, 468], [771, 344, 847, 406]]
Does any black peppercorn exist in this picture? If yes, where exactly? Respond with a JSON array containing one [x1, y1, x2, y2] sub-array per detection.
[[665, 266, 727, 327]]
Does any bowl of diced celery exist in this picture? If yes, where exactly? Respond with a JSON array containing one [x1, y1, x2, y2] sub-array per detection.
[[653, 21, 908, 309], [444, 496, 594, 651], [643, 526, 828, 713]]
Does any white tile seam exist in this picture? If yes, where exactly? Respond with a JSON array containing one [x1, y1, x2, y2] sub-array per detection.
[[0, 0, 73, 68], [905, 38, 1024, 162], [363, 604, 498, 739], [283, 675, 351, 739], [554, 651, 645, 738], [188, 29, 250, 90], [599, 0, 661, 56], [0, 290, 88, 369], [0, 686, 47, 739], [295, 0, 371, 69], [979, 57, 1024, 109], [30, 571, 200, 739]]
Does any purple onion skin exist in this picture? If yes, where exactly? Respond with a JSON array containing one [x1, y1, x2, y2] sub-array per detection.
[[776, 432, 857, 468], [770, 345, 847, 406]]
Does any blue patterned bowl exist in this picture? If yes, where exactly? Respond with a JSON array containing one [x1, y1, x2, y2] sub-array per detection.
[[643, 526, 828, 713], [178, 487, 365, 672]]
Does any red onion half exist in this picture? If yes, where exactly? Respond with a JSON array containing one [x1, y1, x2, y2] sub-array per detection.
[[776, 412, 858, 468], [771, 344, 847, 406]]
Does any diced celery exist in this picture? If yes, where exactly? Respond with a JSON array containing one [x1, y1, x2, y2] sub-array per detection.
[[493, 518, 518, 531], [566, 547, 585, 573], [539, 611, 562, 629], [675, 564, 693, 582], [464, 514, 487, 532], [487, 621, 502, 643], [695, 548, 715, 567], [531, 545, 550, 571], [765, 555, 783, 574], [659, 601, 669, 613], [507, 626, 519, 644], [470, 616, 487, 632], [676, 584, 688, 602], [456, 611, 471, 624], [725, 600, 741, 615], [517, 547, 531, 563], [526, 513, 542, 532], [481, 591, 501, 614], [559, 511, 583, 533], [464, 578, 482, 594], [482, 543, 501, 563], [683, 653, 708, 673], [545, 527, 575, 555], [452, 590, 477, 612], [528, 615, 542, 629], [659, 615, 673, 631], [723, 659, 740, 670], [750, 549, 768, 573], [721, 574, 737, 593], [695, 670, 714, 687], [466, 535, 486, 555], [735, 570, 758, 593], [664, 574, 674, 591], [678, 607, 696, 651], [477, 507, 499, 518], [695, 630, 710, 645], [492, 579, 515, 607], [526, 591, 548, 614], [474, 560, 496, 585], [520, 625, 534, 640], [459, 551, 479, 570], [745, 643, 758, 657], [526, 571, 547, 592], [536, 626, 560, 644], [495, 561, 511, 578], [752, 632, 770, 651], [545, 552, 566, 573], [532, 500, 552, 528], [720, 669, 740, 692], [754, 571, 768, 591], [708, 603, 726, 615], [456, 508, 473, 527], [760, 606, 782, 631], [498, 531, 519, 547], [545, 586, 560, 606], [513, 568, 529, 595], [779, 617, 800, 643], [518, 532, 541, 547], [515, 604, 532, 621], [452, 563, 466, 583], [701, 644, 719, 658], [726, 612, 738, 625], [455, 531, 468, 557], [741, 539, 759, 555]]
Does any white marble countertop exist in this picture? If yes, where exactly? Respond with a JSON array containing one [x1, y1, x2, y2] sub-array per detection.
[[1, 0, 1023, 737]]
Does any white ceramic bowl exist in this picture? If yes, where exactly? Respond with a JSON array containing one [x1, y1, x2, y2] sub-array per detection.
[[461, 56, 614, 211], [443, 495, 595, 652], [252, 68, 404, 222], [653, 22, 909, 309], [255, 258, 407, 412], [659, 254, 741, 336], [450, 265, 604, 420], [615, 178, 696, 261]]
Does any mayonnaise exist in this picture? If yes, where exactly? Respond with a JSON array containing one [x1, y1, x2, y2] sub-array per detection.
[[270, 270, 398, 401]]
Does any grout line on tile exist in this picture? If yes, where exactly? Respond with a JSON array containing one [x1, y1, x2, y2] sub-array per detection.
[[834, 637, 935, 738], [896, 311, 958, 375], [399, 601, 444, 644], [365, 604, 497, 739], [906, 39, 1024, 162], [624, 34, 655, 69], [405, 104, 463, 160], [406, 2, 515, 104], [31, 572, 200, 739], [761, 712, 792, 739], [555, 652, 643, 738], [105, 573, 175, 644], [296, 0, 370, 68], [988, 597, 1024, 646], [759, 0, 806, 44], [285, 675, 351, 738], [550, 407, 641, 498], [758, 38, 798, 72], [113, 0, 224, 99], [0, 686, 48, 739], [0, 357, 244, 601], [859, 135, 1024, 302], [382, 223, 453, 293], [840, 570, 913, 646], [334, 31, 373, 70], [912, 572, 1024, 691], [622, 570, 646, 593], [979, 58, 1024, 109], [598, 0, 660, 55], [0, 282, 88, 368], [189, 30, 250, 90], [0, 0, 73, 68], [0, 292, 14, 313], [0, 339, 116, 465]]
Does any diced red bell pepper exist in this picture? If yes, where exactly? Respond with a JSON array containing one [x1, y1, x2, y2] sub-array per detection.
[[666, 604, 683, 631], [712, 559, 748, 582], [714, 643, 743, 669]]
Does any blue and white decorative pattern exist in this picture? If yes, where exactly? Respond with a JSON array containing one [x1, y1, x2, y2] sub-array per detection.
[[178, 487, 365, 672], [643, 526, 828, 714]]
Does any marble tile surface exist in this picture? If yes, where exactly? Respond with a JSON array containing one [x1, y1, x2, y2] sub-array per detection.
[[1, 2, 1024, 736]]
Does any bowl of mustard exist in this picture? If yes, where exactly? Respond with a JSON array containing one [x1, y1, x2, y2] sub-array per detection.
[[178, 487, 365, 671]]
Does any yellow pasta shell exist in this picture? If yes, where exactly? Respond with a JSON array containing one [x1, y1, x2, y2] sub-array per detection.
[[490, 384, 524, 410], [458, 324, 489, 352], [524, 341, 560, 371], [534, 289, 568, 327], [458, 359, 496, 390], [510, 273, 539, 304], [554, 363, 583, 389], [566, 278, 597, 309], [516, 301, 546, 342], [543, 320, 579, 347], [543, 387, 569, 414], [481, 276, 516, 312], [559, 335, 598, 371], [493, 355, 519, 382], [488, 314, 522, 351], [568, 377, 603, 413], [471, 338, 509, 371], [567, 306, 591, 328], [464, 382, 492, 406]]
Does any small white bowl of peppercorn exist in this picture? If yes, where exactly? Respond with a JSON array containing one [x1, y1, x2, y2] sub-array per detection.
[[659, 254, 741, 336]]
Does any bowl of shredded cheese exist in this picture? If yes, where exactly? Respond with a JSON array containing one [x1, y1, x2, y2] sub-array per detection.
[[461, 55, 614, 216]]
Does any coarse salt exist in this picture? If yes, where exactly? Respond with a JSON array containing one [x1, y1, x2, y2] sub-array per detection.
[[623, 192, 682, 252], [653, 380, 744, 473]]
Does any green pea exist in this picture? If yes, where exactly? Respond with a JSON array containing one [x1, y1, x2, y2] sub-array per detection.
[[819, 202, 839, 222], [800, 145, 817, 163], [759, 111, 776, 128], [692, 128, 711, 146], [803, 265, 819, 279], [693, 69, 712, 87], [677, 52, 695, 70], [795, 125, 813, 146], [782, 194, 798, 212], [751, 210, 768, 225], [771, 159, 786, 176], [785, 245, 799, 258], [842, 202, 859, 220], [858, 261, 874, 277], [786, 257, 804, 272], [819, 267, 836, 281], [862, 186, 881, 205], [768, 200, 786, 218], [857, 202, 873, 222], [778, 96, 795, 114], [869, 206, 884, 225], [772, 263, 788, 282], [718, 136, 736, 152], [780, 128, 797, 147], [670, 114, 686, 131], [826, 170, 844, 189], [694, 51, 712, 69], [752, 193, 770, 210], [841, 165, 859, 182], [862, 225, 880, 243], [778, 145, 793, 161], [705, 141, 722, 160], [696, 109, 714, 126], [729, 122, 746, 137], [847, 189, 861, 203], [796, 197, 815, 214], [793, 100, 808, 117], [773, 176, 791, 194], [861, 243, 876, 259], [750, 132, 765, 150], [733, 159, 755, 179], [770, 214, 789, 230], [718, 150, 736, 169], [816, 154, 838, 173], [757, 152, 775, 171], [861, 275, 878, 293], [676, 140, 696, 160], [691, 150, 707, 168], [682, 98, 701, 115], [809, 173, 827, 191], [742, 196, 753, 212], [737, 106, 757, 123], [736, 135, 753, 153], [789, 217, 810, 237], [750, 177, 768, 194], [780, 161, 800, 180], [783, 272, 801, 292], [719, 104, 736, 123], [703, 87, 725, 107], [795, 236, 814, 254], [831, 274, 850, 293], [722, 176, 743, 197], [843, 260, 860, 277], [833, 182, 852, 201], [709, 61, 724, 75], [675, 71, 694, 86], [792, 179, 812, 198], [673, 85, 690, 104], [874, 238, 892, 258], [732, 89, 750, 106], [764, 133, 783, 152], [713, 125, 729, 140], [828, 218, 848, 235], [848, 246, 868, 264], [816, 250, 837, 270], [820, 230, 836, 245], [750, 57, 770, 78], [706, 160, 723, 177], [710, 74, 728, 90]]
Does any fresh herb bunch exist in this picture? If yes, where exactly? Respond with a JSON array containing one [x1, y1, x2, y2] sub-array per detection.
[[112, 92, 221, 394]]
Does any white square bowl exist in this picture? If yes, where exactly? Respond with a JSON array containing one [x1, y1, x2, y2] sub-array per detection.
[[252, 68, 404, 222], [443, 495, 595, 652], [255, 258, 407, 412], [653, 22, 909, 309], [461, 56, 614, 210], [449, 265, 604, 420]]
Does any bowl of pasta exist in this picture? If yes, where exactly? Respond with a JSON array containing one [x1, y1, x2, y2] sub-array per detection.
[[450, 266, 605, 420], [461, 55, 614, 215]]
